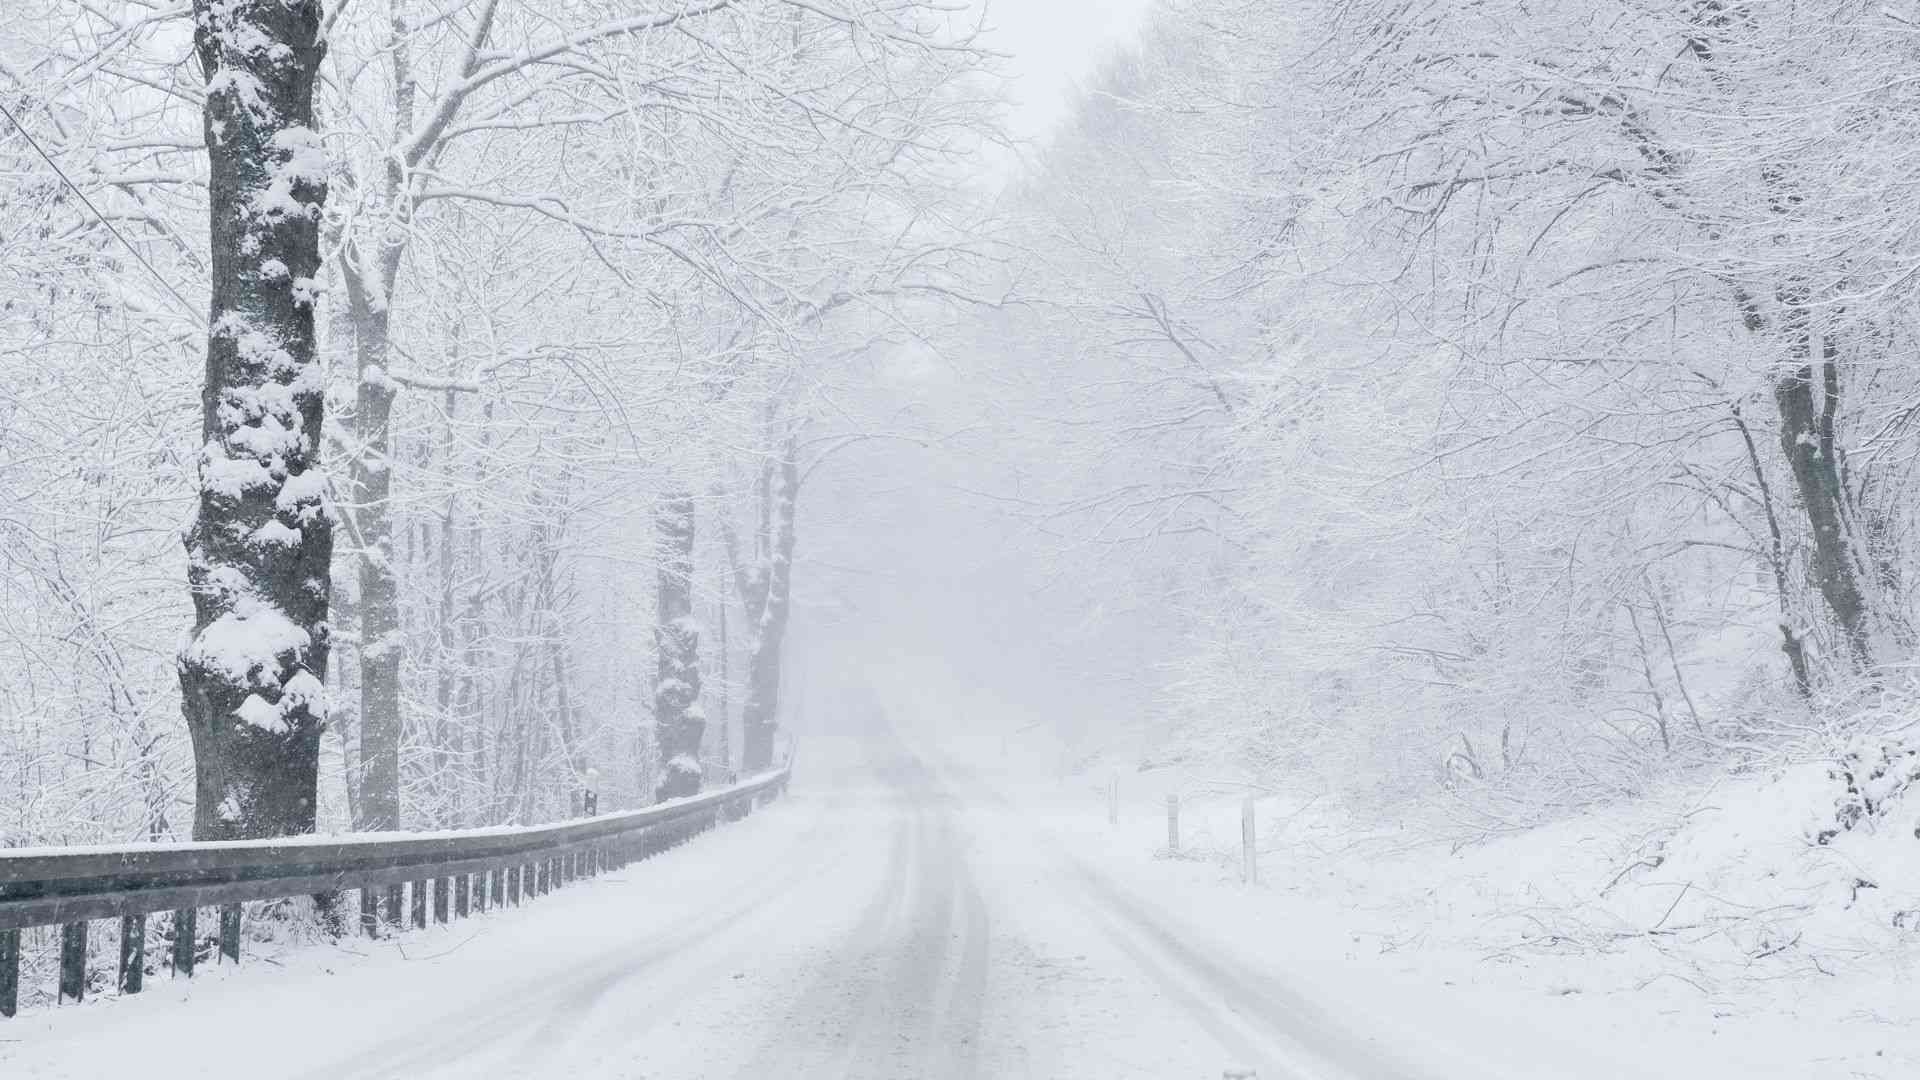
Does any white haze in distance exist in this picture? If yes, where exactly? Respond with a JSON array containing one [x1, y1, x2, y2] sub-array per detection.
[[981, 0, 1157, 143]]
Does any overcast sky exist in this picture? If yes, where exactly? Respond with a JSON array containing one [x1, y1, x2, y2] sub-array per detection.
[[981, 0, 1157, 143]]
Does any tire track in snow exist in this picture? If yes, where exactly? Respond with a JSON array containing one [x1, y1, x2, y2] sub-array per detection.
[[936, 751, 1438, 1080], [297, 784, 854, 1080], [1065, 858, 1429, 1080], [934, 848, 992, 1078], [734, 742, 992, 1079]]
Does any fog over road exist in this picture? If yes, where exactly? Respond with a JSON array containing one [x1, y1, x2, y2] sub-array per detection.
[[9, 704, 1489, 1080], [320, 716, 1430, 1080]]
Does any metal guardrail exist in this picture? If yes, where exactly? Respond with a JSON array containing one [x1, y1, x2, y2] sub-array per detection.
[[0, 765, 791, 1017]]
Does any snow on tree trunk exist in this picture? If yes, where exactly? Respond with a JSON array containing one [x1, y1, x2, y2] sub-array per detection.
[[742, 444, 797, 772], [348, 300, 403, 830], [1772, 291, 1876, 671], [654, 491, 704, 801], [180, 0, 332, 841], [715, 552, 732, 776]]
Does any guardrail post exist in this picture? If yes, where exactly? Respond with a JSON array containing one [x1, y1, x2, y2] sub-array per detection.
[[455, 873, 470, 919], [1166, 794, 1179, 853], [433, 877, 449, 924], [1, 928, 20, 1017], [508, 865, 521, 905], [218, 904, 241, 964], [59, 921, 87, 1002], [119, 914, 145, 993], [384, 884, 403, 927], [360, 887, 379, 936], [318, 890, 346, 938], [172, 908, 196, 977], [410, 880, 427, 929]]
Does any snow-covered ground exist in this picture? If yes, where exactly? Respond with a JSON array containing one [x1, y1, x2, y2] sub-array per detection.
[[985, 734, 1920, 1080], [7, 705, 1912, 1078]]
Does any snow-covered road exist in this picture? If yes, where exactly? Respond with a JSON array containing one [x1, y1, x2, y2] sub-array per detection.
[[5, 718, 1716, 1080]]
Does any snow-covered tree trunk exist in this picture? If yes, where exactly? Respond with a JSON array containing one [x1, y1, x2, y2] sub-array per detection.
[[654, 490, 703, 801], [344, 297, 403, 831], [742, 444, 797, 772], [335, 9, 412, 830], [433, 389, 464, 825], [715, 552, 732, 776], [179, 0, 333, 841], [1771, 293, 1876, 670]]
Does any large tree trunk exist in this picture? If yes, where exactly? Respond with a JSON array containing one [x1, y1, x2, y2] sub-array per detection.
[[180, 0, 333, 841], [742, 445, 797, 772], [1730, 403, 1815, 696], [345, 299, 403, 830], [1772, 290, 1876, 670], [429, 384, 465, 826], [654, 490, 704, 800], [330, 563, 361, 825], [335, 13, 414, 831], [715, 551, 732, 776]]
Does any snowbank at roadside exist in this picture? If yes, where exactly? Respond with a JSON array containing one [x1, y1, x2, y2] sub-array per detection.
[[914, 701, 1920, 1079]]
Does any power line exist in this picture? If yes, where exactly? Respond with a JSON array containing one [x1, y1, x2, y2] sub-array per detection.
[[0, 96, 205, 325]]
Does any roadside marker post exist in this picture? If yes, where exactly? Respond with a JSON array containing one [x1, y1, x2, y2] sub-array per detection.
[[1241, 798, 1258, 884]]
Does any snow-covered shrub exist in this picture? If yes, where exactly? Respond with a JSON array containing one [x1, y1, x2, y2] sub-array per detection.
[[1816, 738, 1920, 845]]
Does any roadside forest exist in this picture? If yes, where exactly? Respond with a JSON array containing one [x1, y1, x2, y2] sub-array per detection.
[[986, 0, 1920, 838], [0, 0, 996, 846], [9, 0, 1920, 935]]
